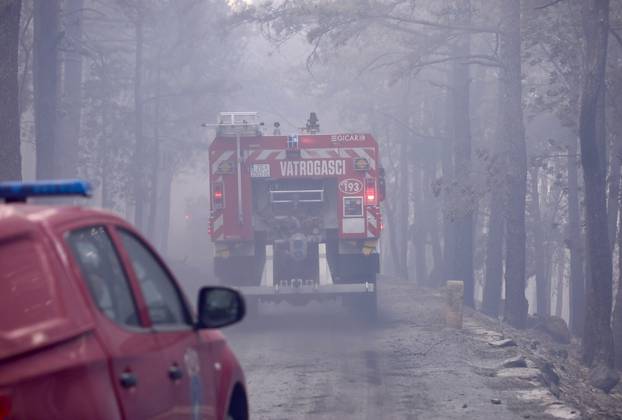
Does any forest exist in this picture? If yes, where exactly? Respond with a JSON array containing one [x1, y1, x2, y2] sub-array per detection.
[[1, 0, 621, 386]]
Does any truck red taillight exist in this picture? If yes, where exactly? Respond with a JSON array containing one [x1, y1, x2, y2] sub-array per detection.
[[0, 393, 12, 420], [365, 178, 377, 205], [212, 182, 224, 210]]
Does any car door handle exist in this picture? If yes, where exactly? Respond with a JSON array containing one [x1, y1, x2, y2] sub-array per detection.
[[168, 364, 184, 381], [120, 371, 138, 389]]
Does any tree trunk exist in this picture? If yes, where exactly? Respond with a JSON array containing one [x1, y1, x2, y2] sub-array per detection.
[[482, 191, 504, 317], [614, 191, 622, 368], [397, 80, 411, 280], [58, 0, 83, 178], [442, 85, 455, 284], [555, 249, 566, 318], [33, 0, 59, 180], [385, 195, 401, 278], [147, 50, 162, 241], [612, 48, 622, 370], [451, 0, 474, 306], [133, 10, 145, 230], [100, 63, 113, 209], [17, 1, 31, 120], [482, 76, 505, 318], [579, 0, 614, 367], [426, 159, 443, 288], [567, 136, 585, 336], [531, 167, 550, 315], [412, 165, 427, 285], [0, 0, 22, 181], [159, 165, 174, 255], [608, 37, 622, 253], [500, 0, 529, 328], [607, 134, 620, 252]]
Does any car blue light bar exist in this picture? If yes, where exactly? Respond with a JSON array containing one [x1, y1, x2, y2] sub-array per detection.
[[0, 179, 92, 203]]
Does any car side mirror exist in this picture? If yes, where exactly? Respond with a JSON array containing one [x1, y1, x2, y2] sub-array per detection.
[[197, 287, 245, 329]]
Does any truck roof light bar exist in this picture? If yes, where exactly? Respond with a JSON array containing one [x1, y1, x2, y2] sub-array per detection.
[[0, 179, 92, 203], [216, 112, 262, 137]]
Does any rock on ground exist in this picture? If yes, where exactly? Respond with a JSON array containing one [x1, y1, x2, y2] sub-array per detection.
[[533, 316, 571, 344], [489, 338, 517, 348], [589, 364, 620, 393]]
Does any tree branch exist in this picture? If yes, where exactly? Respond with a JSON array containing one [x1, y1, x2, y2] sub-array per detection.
[[367, 12, 500, 34], [407, 54, 502, 71], [537, 43, 573, 93], [534, 0, 565, 10]]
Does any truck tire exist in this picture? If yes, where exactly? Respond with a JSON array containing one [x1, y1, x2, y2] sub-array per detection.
[[214, 235, 266, 286], [328, 253, 379, 285]]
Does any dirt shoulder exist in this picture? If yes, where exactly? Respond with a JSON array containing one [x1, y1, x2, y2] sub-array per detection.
[[464, 305, 622, 419]]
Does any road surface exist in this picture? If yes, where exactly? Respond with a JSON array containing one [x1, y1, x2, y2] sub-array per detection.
[[225, 278, 571, 419]]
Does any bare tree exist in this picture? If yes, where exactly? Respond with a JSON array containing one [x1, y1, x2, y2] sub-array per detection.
[[0, 0, 22, 181]]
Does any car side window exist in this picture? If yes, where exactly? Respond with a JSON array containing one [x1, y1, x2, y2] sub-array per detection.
[[67, 226, 140, 327], [118, 229, 190, 327]]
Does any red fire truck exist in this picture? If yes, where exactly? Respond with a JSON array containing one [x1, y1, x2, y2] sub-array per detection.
[[208, 112, 385, 318]]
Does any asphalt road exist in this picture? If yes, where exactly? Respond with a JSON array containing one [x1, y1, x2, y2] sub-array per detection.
[[225, 279, 530, 420]]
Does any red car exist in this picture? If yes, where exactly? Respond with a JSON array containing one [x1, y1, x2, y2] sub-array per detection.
[[0, 180, 248, 420]]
